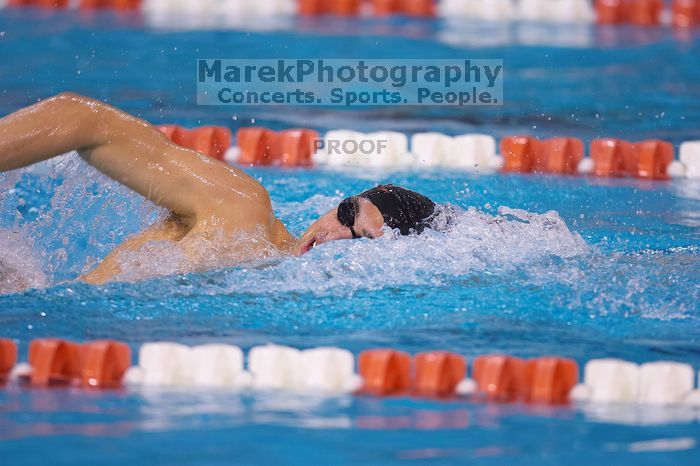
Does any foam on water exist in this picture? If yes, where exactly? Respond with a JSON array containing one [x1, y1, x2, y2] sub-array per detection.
[[0, 226, 47, 294], [216, 196, 589, 297], [0, 153, 158, 292]]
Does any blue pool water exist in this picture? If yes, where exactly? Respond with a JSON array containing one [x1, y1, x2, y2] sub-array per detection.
[[1, 8, 700, 466]]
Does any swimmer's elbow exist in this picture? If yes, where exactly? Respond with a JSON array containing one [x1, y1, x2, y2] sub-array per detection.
[[50, 92, 94, 109], [80, 259, 120, 285], [54, 91, 82, 101], [80, 273, 107, 286]]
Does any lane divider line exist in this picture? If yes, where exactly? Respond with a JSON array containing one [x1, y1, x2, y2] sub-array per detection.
[[4, 338, 700, 409]]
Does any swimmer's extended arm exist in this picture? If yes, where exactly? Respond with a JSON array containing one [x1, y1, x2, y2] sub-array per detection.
[[0, 92, 271, 220]]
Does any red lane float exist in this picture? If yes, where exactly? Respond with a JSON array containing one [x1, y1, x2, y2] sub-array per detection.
[[81, 340, 131, 388], [595, 0, 627, 24], [237, 127, 276, 165], [0, 339, 17, 382], [501, 136, 538, 173], [413, 351, 466, 397], [628, 0, 663, 26], [473, 355, 579, 404], [79, 0, 141, 9], [237, 127, 319, 167], [595, 0, 663, 25], [537, 137, 584, 175], [672, 0, 700, 27], [275, 129, 318, 167], [500, 136, 583, 175], [590, 138, 674, 180], [372, 0, 435, 17], [8, 0, 69, 7], [358, 349, 411, 396], [28, 339, 82, 386], [158, 125, 232, 161], [524, 357, 579, 404], [298, 0, 361, 16], [589, 138, 635, 177], [472, 355, 527, 401], [28, 338, 130, 388]]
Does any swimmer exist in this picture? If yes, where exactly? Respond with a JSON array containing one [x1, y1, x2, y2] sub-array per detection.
[[0, 93, 438, 284]]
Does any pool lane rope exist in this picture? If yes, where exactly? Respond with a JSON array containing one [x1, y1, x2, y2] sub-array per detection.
[[142, 123, 700, 179], [4, 1, 700, 28], [2, 338, 700, 408], [231, 126, 700, 180]]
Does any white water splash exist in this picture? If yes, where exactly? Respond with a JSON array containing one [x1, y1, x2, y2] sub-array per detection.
[[207, 198, 589, 297], [0, 156, 589, 294], [0, 227, 47, 294]]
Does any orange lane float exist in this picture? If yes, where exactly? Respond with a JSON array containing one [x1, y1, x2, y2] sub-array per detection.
[[298, 0, 361, 16], [500, 136, 539, 173], [595, 0, 663, 25], [358, 349, 411, 396], [595, 0, 628, 24], [8, 0, 69, 7], [79, 0, 141, 9], [236, 127, 276, 165], [672, 0, 700, 27], [524, 357, 579, 404], [472, 355, 527, 401], [413, 351, 466, 397], [627, 0, 664, 26], [537, 137, 584, 175], [635, 139, 675, 180], [0, 339, 17, 382], [237, 127, 319, 167], [80, 340, 131, 388], [28, 339, 82, 386], [274, 129, 319, 167], [28, 338, 131, 388], [500, 136, 583, 175], [158, 125, 232, 161], [590, 138, 674, 180], [589, 138, 635, 177], [372, 0, 435, 17]]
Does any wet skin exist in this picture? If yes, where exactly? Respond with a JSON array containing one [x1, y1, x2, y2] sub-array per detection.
[[0, 93, 384, 284]]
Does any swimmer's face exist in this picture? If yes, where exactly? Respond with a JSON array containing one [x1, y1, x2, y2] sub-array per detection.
[[296, 197, 385, 255]]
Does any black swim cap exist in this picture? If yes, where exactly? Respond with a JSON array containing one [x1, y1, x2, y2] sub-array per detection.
[[337, 185, 436, 236]]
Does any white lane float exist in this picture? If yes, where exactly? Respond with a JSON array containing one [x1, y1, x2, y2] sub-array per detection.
[[315, 130, 410, 168], [248, 344, 305, 390], [438, 0, 516, 20], [450, 134, 502, 170], [314, 130, 364, 167], [315, 130, 500, 171], [248, 345, 362, 393], [191, 344, 251, 388], [364, 131, 410, 168], [638, 361, 695, 405], [410, 132, 501, 170], [569, 359, 640, 403], [680, 141, 700, 178], [301, 347, 362, 393], [411, 132, 453, 167], [129, 342, 193, 386], [518, 0, 594, 22], [125, 342, 251, 388], [143, 0, 295, 16]]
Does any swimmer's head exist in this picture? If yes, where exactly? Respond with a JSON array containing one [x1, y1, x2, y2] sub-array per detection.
[[296, 185, 436, 255]]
